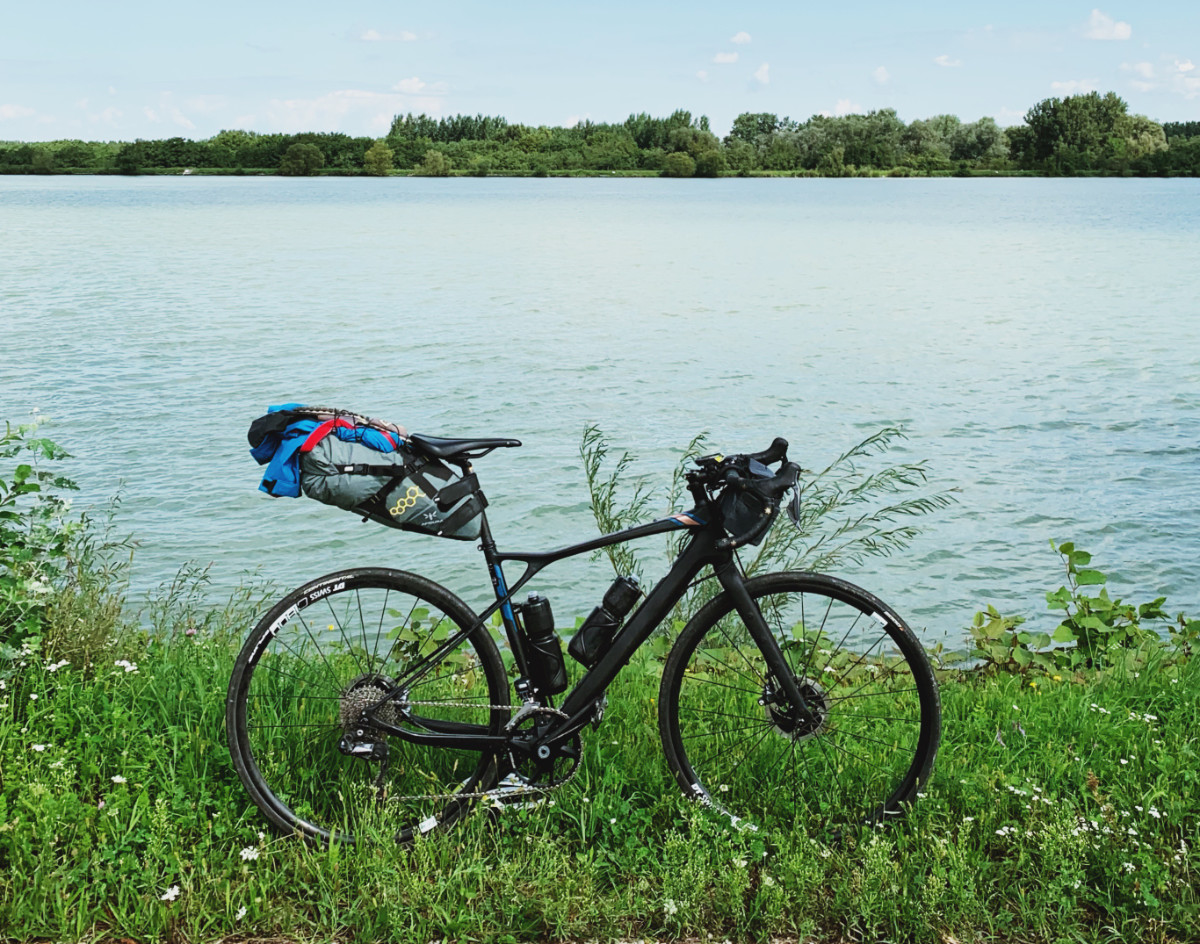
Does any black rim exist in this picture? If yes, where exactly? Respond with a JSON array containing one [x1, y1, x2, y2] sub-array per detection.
[[662, 573, 939, 834], [230, 570, 507, 844]]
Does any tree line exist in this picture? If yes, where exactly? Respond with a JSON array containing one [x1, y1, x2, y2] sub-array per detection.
[[2, 92, 1198, 178]]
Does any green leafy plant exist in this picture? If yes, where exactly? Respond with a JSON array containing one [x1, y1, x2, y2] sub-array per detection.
[[0, 419, 81, 652], [580, 424, 956, 627], [968, 541, 1190, 675], [1046, 540, 1168, 667]]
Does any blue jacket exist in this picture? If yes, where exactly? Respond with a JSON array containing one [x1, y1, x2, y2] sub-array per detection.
[[249, 403, 400, 497]]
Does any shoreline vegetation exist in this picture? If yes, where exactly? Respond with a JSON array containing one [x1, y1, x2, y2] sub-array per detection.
[[3, 420, 1199, 942], [2, 91, 1199, 180]]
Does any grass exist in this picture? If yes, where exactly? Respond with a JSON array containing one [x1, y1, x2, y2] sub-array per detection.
[[2, 610, 1197, 943]]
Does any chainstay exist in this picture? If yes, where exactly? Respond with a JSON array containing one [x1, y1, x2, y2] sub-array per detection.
[[385, 700, 583, 804]]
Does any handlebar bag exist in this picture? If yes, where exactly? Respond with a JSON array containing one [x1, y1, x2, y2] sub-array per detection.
[[717, 458, 774, 546]]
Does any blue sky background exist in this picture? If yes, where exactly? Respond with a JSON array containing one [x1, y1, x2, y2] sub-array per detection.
[[2, 2, 1197, 141]]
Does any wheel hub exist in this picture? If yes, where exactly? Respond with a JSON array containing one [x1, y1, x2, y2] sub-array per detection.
[[765, 677, 830, 741]]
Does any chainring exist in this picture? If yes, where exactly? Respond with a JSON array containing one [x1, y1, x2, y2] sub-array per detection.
[[504, 704, 583, 790]]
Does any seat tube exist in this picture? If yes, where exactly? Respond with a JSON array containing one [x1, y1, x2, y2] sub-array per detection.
[[713, 561, 813, 719], [478, 512, 531, 678]]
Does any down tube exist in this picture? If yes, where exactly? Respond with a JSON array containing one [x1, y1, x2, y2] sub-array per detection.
[[558, 530, 720, 717]]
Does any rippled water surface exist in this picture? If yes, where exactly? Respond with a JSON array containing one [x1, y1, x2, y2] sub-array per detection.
[[2, 175, 1197, 641]]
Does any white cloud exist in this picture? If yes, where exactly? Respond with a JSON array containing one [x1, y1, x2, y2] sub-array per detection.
[[1084, 9, 1131, 41], [872, 65, 890, 85], [714, 52, 738, 64], [696, 70, 708, 81], [820, 99, 863, 117], [0, 104, 35, 120], [76, 97, 89, 110], [731, 31, 751, 45], [89, 107, 123, 125], [1051, 78, 1099, 94], [265, 89, 444, 133], [362, 28, 416, 42], [143, 94, 195, 130], [1120, 57, 1199, 97], [753, 62, 770, 84], [393, 77, 427, 94], [564, 115, 584, 128], [934, 55, 962, 67], [995, 106, 1027, 127], [186, 95, 225, 114]]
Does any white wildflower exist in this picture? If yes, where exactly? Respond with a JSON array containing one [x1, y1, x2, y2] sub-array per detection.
[[111, 775, 126, 783], [160, 885, 180, 901], [664, 899, 678, 916], [240, 846, 259, 861], [236, 906, 247, 920], [32, 744, 47, 752], [47, 660, 69, 673]]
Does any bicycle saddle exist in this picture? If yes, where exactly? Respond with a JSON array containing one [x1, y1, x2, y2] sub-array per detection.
[[408, 433, 522, 459]]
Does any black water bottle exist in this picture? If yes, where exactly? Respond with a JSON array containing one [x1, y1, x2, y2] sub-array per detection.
[[523, 593, 568, 695], [568, 575, 641, 668]]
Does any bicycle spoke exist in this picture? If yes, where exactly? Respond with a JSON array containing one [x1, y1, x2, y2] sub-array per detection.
[[662, 573, 938, 836]]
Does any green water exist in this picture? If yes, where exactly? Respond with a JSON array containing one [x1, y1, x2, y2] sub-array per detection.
[[2, 175, 1197, 641]]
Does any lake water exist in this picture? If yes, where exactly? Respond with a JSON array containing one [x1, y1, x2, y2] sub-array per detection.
[[2, 175, 1198, 644]]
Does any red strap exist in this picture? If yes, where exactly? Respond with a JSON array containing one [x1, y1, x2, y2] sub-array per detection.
[[300, 418, 398, 453]]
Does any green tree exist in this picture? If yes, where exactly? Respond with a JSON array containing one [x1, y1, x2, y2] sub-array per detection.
[[726, 112, 781, 145], [723, 139, 758, 174], [660, 152, 695, 177], [30, 148, 54, 174], [416, 149, 451, 176], [278, 143, 325, 176], [1015, 91, 1160, 173], [816, 145, 846, 177], [693, 149, 727, 177], [362, 139, 394, 176]]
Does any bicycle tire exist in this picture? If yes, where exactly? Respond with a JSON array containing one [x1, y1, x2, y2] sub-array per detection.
[[226, 568, 509, 845], [658, 571, 940, 834]]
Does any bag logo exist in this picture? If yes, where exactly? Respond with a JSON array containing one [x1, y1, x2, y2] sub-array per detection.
[[389, 484, 425, 517]]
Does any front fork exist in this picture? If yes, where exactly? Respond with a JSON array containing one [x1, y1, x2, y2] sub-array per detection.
[[713, 561, 815, 725]]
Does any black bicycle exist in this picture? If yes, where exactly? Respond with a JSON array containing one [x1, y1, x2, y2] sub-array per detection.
[[226, 435, 941, 844]]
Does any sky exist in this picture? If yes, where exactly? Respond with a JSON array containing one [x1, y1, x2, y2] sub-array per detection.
[[1, 1, 1198, 142]]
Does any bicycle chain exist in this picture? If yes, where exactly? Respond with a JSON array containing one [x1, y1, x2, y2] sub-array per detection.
[[381, 699, 583, 804]]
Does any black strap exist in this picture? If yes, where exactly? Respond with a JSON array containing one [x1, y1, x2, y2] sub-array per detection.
[[437, 493, 487, 536], [335, 463, 409, 476], [434, 472, 479, 511]]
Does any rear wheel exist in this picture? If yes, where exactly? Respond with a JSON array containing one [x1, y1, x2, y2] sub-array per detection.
[[226, 568, 509, 844], [659, 571, 940, 834]]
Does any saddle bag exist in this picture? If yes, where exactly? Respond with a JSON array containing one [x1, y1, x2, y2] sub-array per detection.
[[248, 405, 485, 541]]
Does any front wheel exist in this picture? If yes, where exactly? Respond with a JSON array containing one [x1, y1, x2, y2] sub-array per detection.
[[658, 571, 940, 835], [226, 568, 510, 845]]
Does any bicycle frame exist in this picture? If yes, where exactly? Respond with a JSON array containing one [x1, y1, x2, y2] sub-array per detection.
[[366, 498, 812, 751]]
